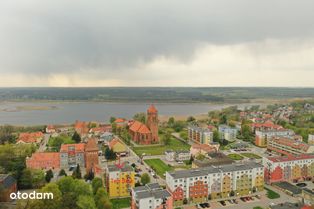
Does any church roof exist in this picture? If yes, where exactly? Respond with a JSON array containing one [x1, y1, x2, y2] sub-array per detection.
[[129, 121, 151, 134], [147, 104, 158, 113]]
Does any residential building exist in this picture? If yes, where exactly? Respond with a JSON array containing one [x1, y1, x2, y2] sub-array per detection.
[[114, 118, 128, 128], [129, 105, 159, 145], [165, 150, 191, 162], [218, 125, 238, 142], [263, 155, 314, 184], [26, 152, 60, 170], [250, 121, 283, 133], [89, 125, 112, 136], [16, 132, 44, 144], [60, 143, 86, 169], [99, 132, 114, 144], [255, 129, 295, 147], [267, 137, 314, 156], [188, 125, 213, 144], [166, 162, 264, 205], [0, 174, 17, 202], [131, 183, 173, 209], [108, 138, 127, 156], [190, 144, 218, 157], [46, 125, 56, 134], [105, 163, 135, 198]]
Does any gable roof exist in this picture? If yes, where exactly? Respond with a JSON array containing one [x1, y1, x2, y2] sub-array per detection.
[[129, 121, 151, 134], [147, 104, 158, 113], [85, 138, 98, 151], [60, 143, 85, 152], [0, 174, 16, 189]]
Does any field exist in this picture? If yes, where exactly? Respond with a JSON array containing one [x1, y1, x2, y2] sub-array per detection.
[[241, 153, 262, 159], [227, 153, 244, 160], [111, 197, 131, 209], [144, 159, 173, 178], [133, 137, 190, 156]]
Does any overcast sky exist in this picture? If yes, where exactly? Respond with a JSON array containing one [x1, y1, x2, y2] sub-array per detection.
[[1, 0, 314, 87]]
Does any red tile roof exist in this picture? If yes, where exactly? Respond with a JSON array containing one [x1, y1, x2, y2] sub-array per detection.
[[267, 154, 314, 163], [191, 144, 217, 153], [17, 132, 43, 143], [85, 138, 98, 152], [108, 138, 123, 149], [115, 118, 126, 123], [60, 143, 85, 152], [129, 121, 151, 134]]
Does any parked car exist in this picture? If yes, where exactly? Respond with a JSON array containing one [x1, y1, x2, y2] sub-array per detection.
[[296, 183, 307, 187]]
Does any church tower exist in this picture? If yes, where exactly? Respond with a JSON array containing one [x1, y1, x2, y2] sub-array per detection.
[[85, 138, 99, 173], [146, 104, 159, 143]]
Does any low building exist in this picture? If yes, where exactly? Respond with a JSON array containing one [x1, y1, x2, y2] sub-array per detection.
[[192, 152, 234, 168], [263, 154, 314, 184], [188, 125, 213, 144], [250, 121, 283, 133], [99, 132, 114, 144], [255, 129, 295, 147], [166, 162, 264, 205], [46, 125, 56, 134], [89, 125, 112, 136], [218, 125, 238, 142], [308, 134, 314, 145], [176, 150, 191, 162], [0, 174, 17, 202], [108, 138, 127, 156], [16, 132, 44, 144], [165, 150, 176, 162], [105, 163, 135, 198], [131, 183, 173, 209], [267, 137, 314, 156], [190, 144, 218, 157], [26, 152, 60, 170]]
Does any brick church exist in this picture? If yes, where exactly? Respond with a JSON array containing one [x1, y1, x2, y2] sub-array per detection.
[[129, 105, 159, 145]]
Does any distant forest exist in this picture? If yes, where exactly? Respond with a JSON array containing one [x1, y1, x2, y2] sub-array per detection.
[[0, 87, 314, 103]]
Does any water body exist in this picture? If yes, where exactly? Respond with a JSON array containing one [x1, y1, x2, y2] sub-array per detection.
[[0, 102, 258, 125]]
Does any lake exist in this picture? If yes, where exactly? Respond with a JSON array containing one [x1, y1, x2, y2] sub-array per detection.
[[0, 101, 258, 125]]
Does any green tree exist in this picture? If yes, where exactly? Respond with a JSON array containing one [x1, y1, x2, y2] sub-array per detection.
[[109, 117, 116, 124], [140, 173, 150, 185], [112, 123, 117, 134], [219, 114, 227, 124], [19, 168, 32, 189], [77, 195, 97, 209], [187, 116, 196, 122], [162, 131, 171, 145], [45, 169, 54, 183], [213, 130, 220, 143], [59, 169, 67, 177], [91, 177, 103, 194], [104, 147, 116, 160], [133, 112, 146, 123], [72, 131, 81, 143], [72, 164, 82, 179], [84, 171, 95, 181], [167, 117, 175, 127], [94, 188, 111, 209], [0, 125, 16, 144]]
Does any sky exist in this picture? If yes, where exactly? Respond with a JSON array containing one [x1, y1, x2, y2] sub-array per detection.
[[0, 0, 314, 87]]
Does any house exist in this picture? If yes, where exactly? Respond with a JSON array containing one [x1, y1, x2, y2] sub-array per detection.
[[176, 150, 191, 162], [114, 118, 127, 128], [190, 144, 218, 157], [129, 105, 159, 145], [108, 138, 127, 156], [74, 120, 89, 136], [131, 183, 173, 209], [89, 125, 112, 136], [0, 174, 17, 202], [308, 134, 314, 145], [218, 125, 238, 142], [99, 132, 114, 144], [16, 132, 44, 144], [165, 150, 176, 162], [105, 163, 135, 198], [46, 125, 56, 134], [26, 152, 60, 170]]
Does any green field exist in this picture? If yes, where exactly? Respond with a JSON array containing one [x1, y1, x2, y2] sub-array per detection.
[[227, 153, 244, 160], [144, 159, 173, 178], [265, 187, 280, 199], [133, 137, 190, 156], [111, 197, 131, 209], [241, 153, 262, 159]]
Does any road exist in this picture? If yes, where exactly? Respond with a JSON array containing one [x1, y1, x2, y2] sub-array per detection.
[[38, 133, 50, 152]]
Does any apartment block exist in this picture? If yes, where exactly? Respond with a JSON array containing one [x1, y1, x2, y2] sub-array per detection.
[[263, 155, 314, 184], [218, 125, 238, 142], [166, 162, 264, 206], [131, 183, 173, 209], [188, 125, 213, 144], [267, 137, 314, 156], [255, 129, 295, 147]]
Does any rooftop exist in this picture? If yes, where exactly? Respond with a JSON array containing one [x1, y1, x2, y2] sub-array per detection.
[[107, 164, 133, 172]]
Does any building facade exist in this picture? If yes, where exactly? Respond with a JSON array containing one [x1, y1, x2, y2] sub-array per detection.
[[218, 125, 238, 142], [129, 105, 159, 145], [85, 138, 99, 173], [166, 162, 264, 206], [0, 174, 17, 202], [26, 152, 60, 170], [255, 129, 295, 147], [131, 183, 173, 209], [105, 163, 135, 198], [267, 137, 314, 156], [263, 155, 314, 184], [188, 125, 213, 144]]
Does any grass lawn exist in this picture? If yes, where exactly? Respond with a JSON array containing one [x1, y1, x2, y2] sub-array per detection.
[[133, 137, 190, 156], [227, 153, 244, 160], [111, 197, 131, 209], [241, 153, 262, 159], [265, 187, 280, 199], [144, 158, 173, 178], [253, 207, 264, 209]]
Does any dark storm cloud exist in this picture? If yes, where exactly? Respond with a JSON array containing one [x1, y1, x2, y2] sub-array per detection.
[[0, 0, 314, 75]]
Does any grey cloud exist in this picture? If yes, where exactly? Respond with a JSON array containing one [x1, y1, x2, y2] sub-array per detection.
[[0, 0, 314, 75]]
